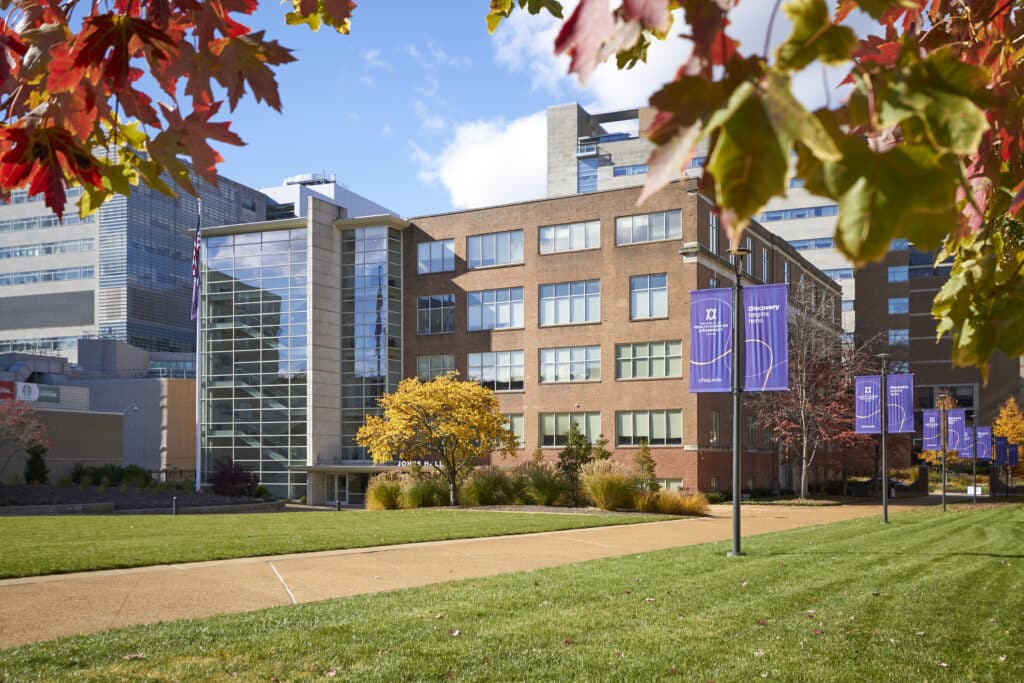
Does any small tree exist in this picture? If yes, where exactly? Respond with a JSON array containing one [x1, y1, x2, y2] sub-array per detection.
[[0, 401, 50, 481], [357, 374, 518, 506], [23, 442, 49, 485], [591, 434, 613, 461], [633, 439, 659, 493], [994, 397, 1024, 446], [557, 421, 593, 507]]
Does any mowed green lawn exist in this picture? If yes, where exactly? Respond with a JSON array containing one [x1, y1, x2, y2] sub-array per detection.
[[2, 505, 1021, 681], [0, 509, 669, 578]]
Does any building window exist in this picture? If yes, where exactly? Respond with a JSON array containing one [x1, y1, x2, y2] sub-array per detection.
[[710, 476, 720, 492], [468, 351, 525, 392], [539, 279, 600, 326], [417, 239, 455, 274], [468, 287, 524, 331], [416, 354, 454, 380], [888, 329, 909, 346], [710, 410, 720, 446], [540, 345, 601, 383], [615, 340, 682, 380], [762, 248, 769, 280], [891, 238, 909, 250], [783, 260, 790, 284], [789, 177, 806, 188], [709, 213, 719, 254], [615, 209, 682, 246], [616, 410, 683, 446], [842, 332, 854, 345], [504, 414, 525, 447], [891, 360, 909, 373], [0, 265, 95, 287], [841, 300, 855, 312], [909, 264, 952, 280], [747, 416, 757, 448], [745, 237, 753, 274], [823, 268, 854, 280], [0, 238, 94, 260], [788, 237, 835, 251], [709, 277, 719, 288], [888, 266, 909, 283], [613, 164, 648, 176], [757, 204, 838, 221], [467, 230, 524, 269], [540, 412, 601, 446], [539, 220, 600, 255], [577, 158, 598, 193], [888, 297, 909, 314], [630, 274, 668, 319], [417, 295, 455, 335]]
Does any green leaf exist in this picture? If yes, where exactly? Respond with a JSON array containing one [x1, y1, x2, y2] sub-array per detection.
[[761, 70, 841, 162], [706, 82, 789, 240], [775, 0, 857, 72], [850, 0, 918, 21], [803, 138, 958, 264]]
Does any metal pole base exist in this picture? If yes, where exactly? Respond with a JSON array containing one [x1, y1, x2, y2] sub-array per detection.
[[726, 551, 746, 557]]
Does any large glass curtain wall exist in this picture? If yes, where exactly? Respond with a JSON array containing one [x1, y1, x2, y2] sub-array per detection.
[[200, 228, 308, 499], [340, 226, 403, 460]]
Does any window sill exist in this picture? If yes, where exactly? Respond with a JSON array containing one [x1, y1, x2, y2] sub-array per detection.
[[630, 315, 669, 322], [615, 237, 682, 248], [538, 247, 601, 257], [539, 379, 601, 386], [615, 376, 682, 382], [539, 320, 602, 329], [466, 262, 524, 272], [466, 327, 525, 333], [416, 331, 455, 336]]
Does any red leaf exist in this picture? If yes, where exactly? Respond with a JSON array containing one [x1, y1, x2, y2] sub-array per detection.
[[209, 32, 296, 112], [554, 0, 615, 85], [622, 0, 672, 32]]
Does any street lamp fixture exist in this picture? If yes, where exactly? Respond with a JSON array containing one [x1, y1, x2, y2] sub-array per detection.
[[877, 352, 891, 524], [728, 246, 750, 558]]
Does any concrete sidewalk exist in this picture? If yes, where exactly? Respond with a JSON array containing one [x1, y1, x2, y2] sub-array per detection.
[[0, 502, 913, 649]]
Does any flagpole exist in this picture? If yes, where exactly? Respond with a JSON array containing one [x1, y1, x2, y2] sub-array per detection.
[[193, 198, 203, 492]]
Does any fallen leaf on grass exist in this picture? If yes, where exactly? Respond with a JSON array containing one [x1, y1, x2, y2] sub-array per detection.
[[564, 638, 573, 645], [937, 661, 948, 668], [813, 629, 824, 636], [122, 653, 144, 661], [999, 655, 1007, 662], [756, 619, 768, 626], [915, 631, 925, 636], [644, 597, 655, 603], [450, 629, 461, 637], [761, 673, 769, 678], [741, 581, 749, 587], [615, 650, 624, 657], [754, 649, 765, 657], [326, 670, 337, 678], [872, 592, 880, 597]]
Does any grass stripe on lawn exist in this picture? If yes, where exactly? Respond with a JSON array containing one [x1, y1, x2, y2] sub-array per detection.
[[1, 505, 1021, 681]]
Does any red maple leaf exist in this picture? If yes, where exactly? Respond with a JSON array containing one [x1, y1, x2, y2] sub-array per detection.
[[555, 0, 615, 85]]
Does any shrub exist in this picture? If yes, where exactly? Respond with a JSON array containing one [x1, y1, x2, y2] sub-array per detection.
[[634, 489, 659, 513], [581, 460, 637, 511], [513, 460, 567, 505], [558, 421, 595, 506], [366, 472, 404, 510], [461, 467, 515, 506], [632, 439, 659, 493], [209, 461, 260, 497], [401, 473, 448, 508], [653, 490, 710, 516], [69, 463, 153, 488], [705, 491, 727, 504], [23, 443, 49, 485]]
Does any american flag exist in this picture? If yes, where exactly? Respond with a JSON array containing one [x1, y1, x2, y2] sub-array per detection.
[[190, 206, 201, 321]]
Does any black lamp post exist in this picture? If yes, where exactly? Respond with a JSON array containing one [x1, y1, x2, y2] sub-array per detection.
[[937, 388, 954, 513], [877, 353, 890, 524], [728, 246, 750, 557]]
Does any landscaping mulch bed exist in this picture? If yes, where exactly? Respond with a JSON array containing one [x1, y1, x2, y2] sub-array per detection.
[[0, 484, 271, 510], [458, 504, 657, 515]]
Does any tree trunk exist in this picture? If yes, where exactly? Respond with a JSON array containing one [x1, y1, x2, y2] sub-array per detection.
[[447, 470, 458, 506], [800, 456, 809, 499]]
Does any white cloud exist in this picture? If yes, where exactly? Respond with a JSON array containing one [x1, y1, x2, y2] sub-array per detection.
[[359, 75, 374, 87], [415, 74, 441, 99], [381, 122, 393, 137], [362, 48, 390, 70], [412, 112, 547, 209], [405, 41, 473, 69], [414, 100, 448, 132]]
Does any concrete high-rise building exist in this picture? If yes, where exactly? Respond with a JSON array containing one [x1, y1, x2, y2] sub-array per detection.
[[0, 174, 267, 363]]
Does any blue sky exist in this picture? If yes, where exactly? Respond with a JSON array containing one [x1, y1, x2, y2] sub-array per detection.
[[216, 3, 859, 218]]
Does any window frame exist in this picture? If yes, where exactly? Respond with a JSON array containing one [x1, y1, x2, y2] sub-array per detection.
[[629, 273, 668, 320], [538, 279, 601, 327], [416, 294, 455, 335], [539, 345, 601, 384]]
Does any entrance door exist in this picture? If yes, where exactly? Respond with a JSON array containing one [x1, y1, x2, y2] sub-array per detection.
[[346, 474, 369, 505]]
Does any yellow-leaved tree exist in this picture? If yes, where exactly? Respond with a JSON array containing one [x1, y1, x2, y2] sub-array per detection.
[[356, 373, 519, 505], [993, 397, 1024, 446]]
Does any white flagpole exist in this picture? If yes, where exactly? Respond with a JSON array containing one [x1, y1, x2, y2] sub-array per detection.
[[193, 198, 203, 492]]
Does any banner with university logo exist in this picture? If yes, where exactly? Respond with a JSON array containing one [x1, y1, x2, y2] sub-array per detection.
[[922, 409, 941, 449], [855, 374, 914, 433], [1011, 444, 1020, 466], [742, 283, 789, 391], [689, 288, 732, 393], [946, 409, 966, 452], [995, 436, 1009, 465], [962, 426, 974, 458], [976, 426, 992, 461]]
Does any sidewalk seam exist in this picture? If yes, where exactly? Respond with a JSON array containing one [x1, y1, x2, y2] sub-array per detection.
[[267, 561, 296, 605]]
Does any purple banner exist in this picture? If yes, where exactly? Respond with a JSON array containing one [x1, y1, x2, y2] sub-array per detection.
[[743, 284, 788, 391], [995, 436, 1008, 465], [1011, 444, 1019, 466], [857, 374, 916, 434], [689, 288, 732, 393], [922, 410, 940, 450], [976, 426, 992, 461], [962, 426, 974, 459], [855, 376, 882, 433], [946, 409, 966, 453]]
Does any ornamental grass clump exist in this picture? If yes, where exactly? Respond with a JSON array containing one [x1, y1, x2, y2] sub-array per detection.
[[581, 460, 637, 511], [400, 472, 449, 508], [366, 472, 404, 510], [653, 489, 710, 516], [513, 459, 567, 506], [461, 467, 515, 506]]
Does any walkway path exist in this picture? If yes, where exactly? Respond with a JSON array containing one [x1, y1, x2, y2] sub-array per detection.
[[0, 501, 926, 649]]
